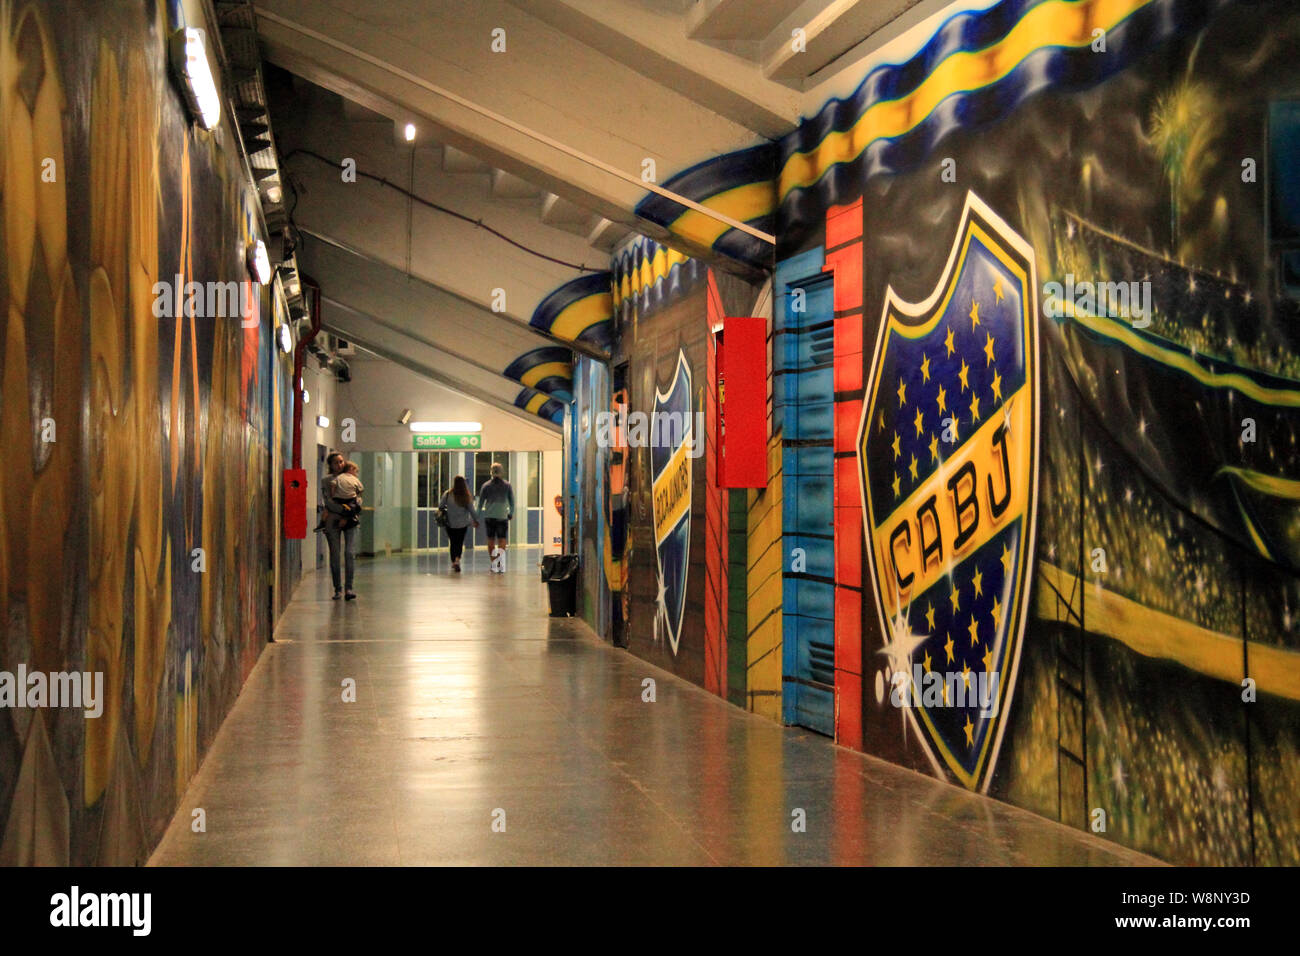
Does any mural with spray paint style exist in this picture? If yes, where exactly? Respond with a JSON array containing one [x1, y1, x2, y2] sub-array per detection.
[[568, 0, 1300, 864], [0, 0, 286, 864]]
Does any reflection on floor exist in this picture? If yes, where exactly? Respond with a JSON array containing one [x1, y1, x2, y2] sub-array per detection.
[[149, 547, 1157, 865]]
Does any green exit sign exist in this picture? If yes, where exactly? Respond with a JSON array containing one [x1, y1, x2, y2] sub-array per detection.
[[413, 433, 482, 450]]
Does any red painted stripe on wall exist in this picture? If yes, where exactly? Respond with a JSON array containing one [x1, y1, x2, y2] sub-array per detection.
[[827, 200, 865, 751], [704, 273, 728, 698]]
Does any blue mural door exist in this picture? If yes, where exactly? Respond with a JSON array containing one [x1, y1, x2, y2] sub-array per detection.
[[782, 272, 836, 735]]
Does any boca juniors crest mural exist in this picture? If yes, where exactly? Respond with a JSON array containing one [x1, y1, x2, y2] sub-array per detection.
[[858, 193, 1040, 792], [652, 350, 694, 655]]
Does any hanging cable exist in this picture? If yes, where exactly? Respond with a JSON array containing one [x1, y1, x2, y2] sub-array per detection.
[[281, 147, 599, 273]]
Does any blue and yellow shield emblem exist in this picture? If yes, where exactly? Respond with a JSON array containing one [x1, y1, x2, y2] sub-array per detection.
[[652, 350, 693, 655], [857, 192, 1040, 792]]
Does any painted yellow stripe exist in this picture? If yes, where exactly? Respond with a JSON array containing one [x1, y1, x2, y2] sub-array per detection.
[[872, 388, 1031, 619], [520, 361, 570, 389], [1068, 307, 1300, 408], [549, 292, 612, 342], [653, 440, 692, 541], [613, 246, 692, 306], [1216, 466, 1300, 500], [523, 393, 547, 415], [779, 0, 1150, 201], [666, 181, 775, 248], [1035, 562, 1300, 701]]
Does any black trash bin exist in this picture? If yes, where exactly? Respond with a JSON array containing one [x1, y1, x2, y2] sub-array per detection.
[[541, 554, 580, 617]]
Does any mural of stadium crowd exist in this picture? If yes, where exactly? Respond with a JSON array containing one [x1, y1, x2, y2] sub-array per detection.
[[566, 0, 1300, 865]]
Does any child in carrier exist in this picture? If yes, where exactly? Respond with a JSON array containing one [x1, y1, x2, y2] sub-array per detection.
[[314, 460, 365, 532]]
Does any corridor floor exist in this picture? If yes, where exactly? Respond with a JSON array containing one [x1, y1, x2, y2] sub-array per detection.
[[150, 548, 1157, 866]]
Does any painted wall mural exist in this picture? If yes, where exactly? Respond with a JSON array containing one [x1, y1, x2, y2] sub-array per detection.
[[0, 0, 285, 864], [858, 192, 1040, 792], [569, 0, 1300, 865]]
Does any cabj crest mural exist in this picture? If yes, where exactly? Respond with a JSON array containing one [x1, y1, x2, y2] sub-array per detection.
[[652, 349, 693, 656], [859, 192, 1040, 791]]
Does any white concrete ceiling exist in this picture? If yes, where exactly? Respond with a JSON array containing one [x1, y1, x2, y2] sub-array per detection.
[[255, 0, 948, 422]]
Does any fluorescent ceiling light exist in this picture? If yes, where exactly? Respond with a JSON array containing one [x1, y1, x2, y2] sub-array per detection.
[[409, 421, 481, 432], [249, 239, 271, 285], [277, 323, 292, 353], [170, 27, 221, 130]]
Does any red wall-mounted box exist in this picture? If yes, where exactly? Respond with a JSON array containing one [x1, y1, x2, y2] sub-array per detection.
[[283, 468, 307, 539], [719, 316, 768, 488]]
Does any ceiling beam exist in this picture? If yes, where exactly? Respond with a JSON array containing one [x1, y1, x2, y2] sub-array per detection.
[[254, 0, 773, 272], [320, 299, 562, 432]]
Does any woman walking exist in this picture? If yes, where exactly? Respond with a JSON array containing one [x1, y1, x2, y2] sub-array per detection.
[[321, 452, 363, 600], [439, 475, 480, 573]]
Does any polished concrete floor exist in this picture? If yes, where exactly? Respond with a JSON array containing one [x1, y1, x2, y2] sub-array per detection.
[[150, 547, 1157, 866]]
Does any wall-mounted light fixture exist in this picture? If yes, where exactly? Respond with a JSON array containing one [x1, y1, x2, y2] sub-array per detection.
[[169, 27, 222, 131], [317, 415, 330, 428], [409, 421, 481, 432], [302, 388, 310, 405], [277, 323, 292, 354], [265, 184, 283, 204], [248, 239, 271, 285], [404, 122, 416, 142], [397, 408, 413, 425]]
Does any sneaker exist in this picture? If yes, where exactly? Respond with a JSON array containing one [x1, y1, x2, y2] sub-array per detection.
[[332, 589, 342, 600], [452, 561, 461, 573], [345, 590, 357, 601]]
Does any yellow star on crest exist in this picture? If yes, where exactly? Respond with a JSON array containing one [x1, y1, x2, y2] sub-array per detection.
[[964, 715, 975, 746], [913, 407, 924, 437], [908, 454, 919, 481], [892, 431, 901, 460], [897, 378, 907, 407], [892, 472, 901, 498], [970, 393, 981, 423], [920, 352, 931, 383], [968, 616, 979, 647], [936, 383, 947, 415], [1000, 542, 1012, 574], [944, 635, 955, 664], [958, 358, 970, 392], [969, 299, 981, 331], [925, 601, 936, 630], [944, 325, 956, 357], [990, 369, 1003, 404], [984, 332, 996, 366], [961, 661, 972, 688], [972, 566, 983, 597], [993, 277, 1004, 303], [991, 596, 1003, 629], [878, 410, 885, 432], [929, 433, 940, 463], [949, 582, 960, 613], [982, 646, 994, 672], [923, 649, 932, 673]]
